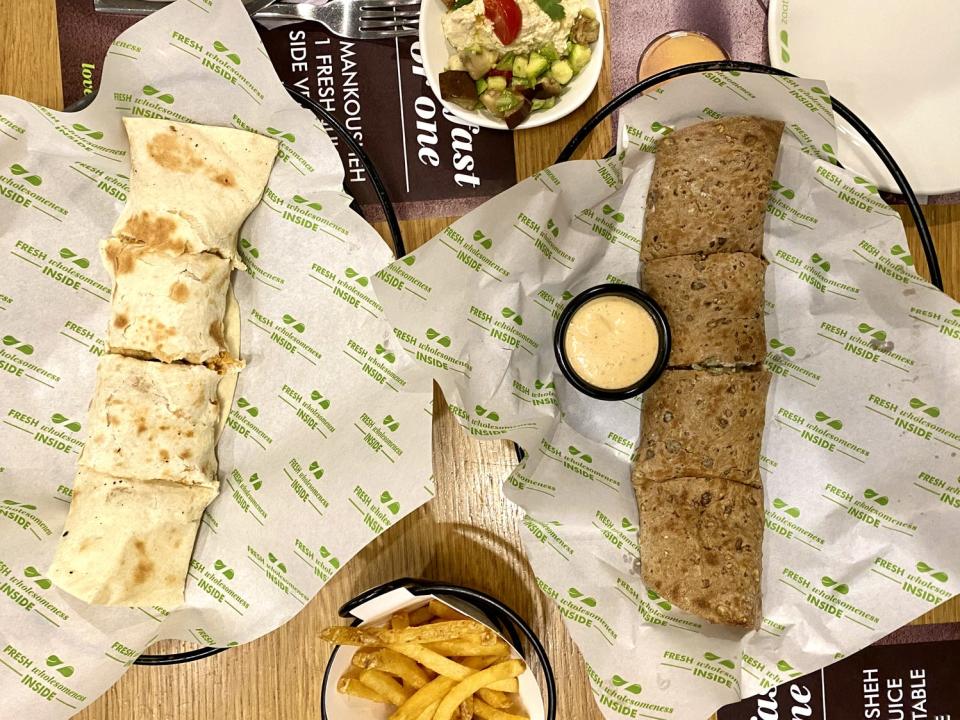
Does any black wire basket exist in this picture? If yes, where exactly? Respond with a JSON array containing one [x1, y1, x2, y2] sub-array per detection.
[[72, 63, 944, 666]]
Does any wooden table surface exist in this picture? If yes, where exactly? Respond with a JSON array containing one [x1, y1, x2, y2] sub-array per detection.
[[1, 2, 958, 718]]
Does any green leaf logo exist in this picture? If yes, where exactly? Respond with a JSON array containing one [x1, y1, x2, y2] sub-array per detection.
[[2, 500, 37, 510], [10, 163, 43, 186], [319, 546, 341, 568], [45, 655, 75, 677], [772, 497, 800, 518], [888, 243, 914, 266], [567, 587, 597, 607], [621, 517, 638, 533], [853, 176, 880, 195], [380, 490, 400, 514], [2, 335, 34, 355], [308, 461, 324, 480], [383, 415, 400, 432], [821, 143, 838, 164], [777, 659, 793, 672], [473, 230, 493, 250], [291, 194, 323, 211], [810, 86, 832, 106], [142, 85, 174, 103], [770, 179, 795, 199], [567, 446, 593, 463], [500, 307, 523, 325], [309, 390, 331, 410], [645, 588, 671, 611], [473, 405, 500, 422], [71, 123, 104, 140], [51, 413, 82, 433], [916, 561, 948, 583], [952, 309, 960, 318], [810, 253, 831, 272], [374, 344, 396, 363], [909, 397, 940, 417], [344, 267, 369, 286], [561, 291, 573, 301], [534, 379, 555, 390], [857, 323, 887, 341], [214, 560, 235, 580], [266, 127, 296, 143], [601, 204, 625, 223], [610, 675, 642, 693], [249, 472, 262, 491], [401, 255, 416, 266], [236, 397, 259, 417], [650, 121, 674, 136], [59, 247, 90, 269], [281, 314, 305, 333], [239, 237, 260, 259], [779, 29, 790, 63], [821, 576, 849, 594], [213, 40, 241, 64], [814, 411, 843, 430], [425, 328, 451, 347], [703, 652, 736, 669], [863, 488, 889, 506], [24, 566, 52, 589], [769, 338, 796, 357], [546, 218, 559, 237]]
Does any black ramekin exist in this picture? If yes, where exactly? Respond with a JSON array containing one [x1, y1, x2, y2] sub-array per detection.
[[554, 283, 671, 401]]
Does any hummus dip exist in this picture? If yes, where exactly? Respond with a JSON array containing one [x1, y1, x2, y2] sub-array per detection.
[[441, 0, 585, 56]]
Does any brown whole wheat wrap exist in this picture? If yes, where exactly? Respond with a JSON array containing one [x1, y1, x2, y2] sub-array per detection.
[[640, 116, 783, 261], [635, 116, 782, 628]]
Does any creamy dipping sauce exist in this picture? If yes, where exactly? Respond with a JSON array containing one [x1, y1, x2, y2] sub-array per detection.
[[637, 31, 728, 85], [563, 295, 659, 389]]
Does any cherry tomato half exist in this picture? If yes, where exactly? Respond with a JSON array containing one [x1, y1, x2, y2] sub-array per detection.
[[484, 0, 522, 46]]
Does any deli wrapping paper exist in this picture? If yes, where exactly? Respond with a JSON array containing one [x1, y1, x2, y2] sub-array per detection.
[[0, 0, 435, 715], [373, 72, 960, 718]]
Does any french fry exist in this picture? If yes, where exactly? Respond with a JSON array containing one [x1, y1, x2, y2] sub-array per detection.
[[391, 610, 411, 630], [474, 699, 530, 720], [374, 620, 494, 645], [427, 638, 511, 658], [432, 660, 526, 720], [414, 701, 441, 720], [390, 645, 518, 694], [337, 677, 388, 703], [462, 656, 499, 670], [354, 648, 430, 689], [389, 676, 457, 720], [359, 669, 412, 706], [429, 599, 467, 620], [321, 626, 379, 646], [477, 688, 513, 710], [408, 604, 435, 626], [460, 695, 475, 720]]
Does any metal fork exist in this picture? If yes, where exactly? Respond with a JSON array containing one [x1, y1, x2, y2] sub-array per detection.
[[256, 0, 420, 39], [94, 0, 277, 16]]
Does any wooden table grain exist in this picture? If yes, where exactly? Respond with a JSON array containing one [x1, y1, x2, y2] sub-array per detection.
[[1, 2, 957, 718]]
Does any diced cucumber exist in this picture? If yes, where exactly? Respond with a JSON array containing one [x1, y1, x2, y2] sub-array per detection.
[[549, 59, 574, 85], [539, 44, 559, 63], [476, 78, 488, 94], [495, 53, 515, 71], [569, 43, 592, 73], [527, 52, 549, 79], [495, 90, 521, 112], [512, 55, 529, 78], [532, 97, 557, 111], [487, 75, 508, 92]]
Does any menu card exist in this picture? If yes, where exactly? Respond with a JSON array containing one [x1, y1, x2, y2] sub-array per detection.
[[55, 0, 518, 220]]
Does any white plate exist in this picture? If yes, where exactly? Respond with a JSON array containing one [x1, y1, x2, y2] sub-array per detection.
[[419, 0, 604, 130], [769, 0, 960, 195]]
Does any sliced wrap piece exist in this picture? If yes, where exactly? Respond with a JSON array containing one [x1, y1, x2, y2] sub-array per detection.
[[641, 116, 784, 260], [638, 476, 763, 628], [79, 354, 221, 486], [104, 238, 231, 364], [112, 117, 278, 266], [48, 468, 216, 607], [643, 252, 767, 368], [633, 369, 769, 487]]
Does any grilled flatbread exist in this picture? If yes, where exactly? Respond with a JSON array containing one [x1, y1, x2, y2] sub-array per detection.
[[78, 354, 221, 486], [634, 369, 768, 487], [643, 253, 766, 368], [641, 116, 784, 261], [112, 117, 278, 266], [48, 468, 216, 607], [638, 476, 763, 628], [104, 238, 231, 364]]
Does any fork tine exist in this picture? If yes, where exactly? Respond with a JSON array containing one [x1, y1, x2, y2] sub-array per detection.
[[362, 7, 420, 17], [361, 10, 420, 21], [360, 18, 420, 29], [358, 28, 420, 38], [359, 0, 421, 8]]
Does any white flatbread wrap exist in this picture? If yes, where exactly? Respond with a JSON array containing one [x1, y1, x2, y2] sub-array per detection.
[[78, 354, 223, 487], [47, 468, 216, 607]]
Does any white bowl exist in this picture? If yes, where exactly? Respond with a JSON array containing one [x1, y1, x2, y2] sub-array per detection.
[[418, 0, 604, 131]]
